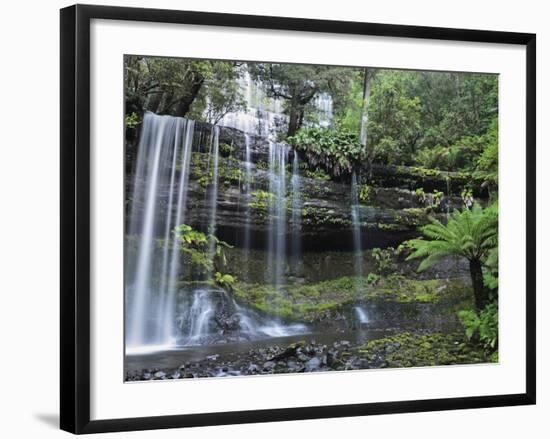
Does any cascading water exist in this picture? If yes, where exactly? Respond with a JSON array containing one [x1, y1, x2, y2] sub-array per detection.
[[126, 113, 195, 349], [267, 141, 288, 288], [313, 92, 334, 128], [354, 306, 370, 324], [290, 151, 302, 275], [127, 66, 344, 353], [350, 172, 369, 326], [218, 69, 282, 139], [206, 126, 220, 270], [187, 289, 216, 342], [242, 134, 252, 281], [126, 112, 307, 352], [218, 66, 333, 138], [156, 119, 195, 344], [351, 172, 363, 281]]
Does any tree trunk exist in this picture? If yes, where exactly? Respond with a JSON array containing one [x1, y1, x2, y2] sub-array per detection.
[[469, 258, 489, 311], [360, 68, 374, 149], [360, 68, 375, 179], [287, 101, 301, 137], [175, 76, 205, 117]]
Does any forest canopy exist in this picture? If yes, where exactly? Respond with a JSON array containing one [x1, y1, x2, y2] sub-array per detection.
[[125, 56, 498, 179]]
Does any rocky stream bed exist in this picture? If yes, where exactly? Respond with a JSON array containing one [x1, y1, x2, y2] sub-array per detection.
[[125, 331, 493, 381]]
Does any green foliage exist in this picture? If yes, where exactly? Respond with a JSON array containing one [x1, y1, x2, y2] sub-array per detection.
[[458, 302, 498, 350], [358, 185, 371, 203], [415, 188, 425, 198], [371, 247, 394, 275], [366, 272, 380, 285], [249, 190, 275, 212], [191, 153, 243, 189], [357, 332, 493, 367], [359, 69, 498, 175], [125, 112, 140, 128], [406, 204, 498, 271], [214, 272, 236, 289], [414, 145, 450, 169], [304, 168, 331, 181], [473, 118, 498, 189], [255, 160, 268, 170], [235, 275, 463, 322], [483, 247, 499, 291], [174, 224, 232, 276], [288, 126, 364, 176], [124, 55, 244, 120], [367, 71, 422, 164], [249, 63, 360, 136], [219, 142, 234, 156], [415, 188, 443, 208]]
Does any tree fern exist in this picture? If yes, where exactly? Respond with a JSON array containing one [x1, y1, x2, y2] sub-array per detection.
[[406, 203, 497, 310]]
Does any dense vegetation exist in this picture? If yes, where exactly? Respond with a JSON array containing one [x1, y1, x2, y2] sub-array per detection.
[[125, 57, 497, 179]]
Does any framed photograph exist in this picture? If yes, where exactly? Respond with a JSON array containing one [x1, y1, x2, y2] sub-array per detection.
[[60, 4, 536, 434]]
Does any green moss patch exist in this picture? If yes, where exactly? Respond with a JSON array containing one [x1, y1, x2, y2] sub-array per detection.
[[234, 275, 472, 322], [356, 332, 494, 367]]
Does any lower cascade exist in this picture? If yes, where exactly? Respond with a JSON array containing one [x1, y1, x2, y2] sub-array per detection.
[[354, 306, 370, 325]]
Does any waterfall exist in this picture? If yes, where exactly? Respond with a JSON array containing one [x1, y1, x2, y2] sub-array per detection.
[[351, 172, 364, 287], [218, 69, 281, 139], [218, 65, 333, 138], [313, 92, 334, 128], [267, 142, 288, 288], [291, 151, 302, 275], [187, 289, 215, 342], [354, 306, 369, 324], [242, 134, 252, 281], [207, 126, 220, 270], [157, 119, 195, 343], [126, 113, 195, 349], [158, 120, 195, 344]]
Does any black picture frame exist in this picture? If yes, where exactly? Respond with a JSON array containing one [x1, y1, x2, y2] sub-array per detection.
[[60, 4, 536, 434]]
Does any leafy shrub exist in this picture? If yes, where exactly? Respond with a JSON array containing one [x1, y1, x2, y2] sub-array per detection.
[[125, 112, 140, 128], [366, 272, 380, 285], [359, 185, 371, 203], [371, 247, 394, 275], [304, 168, 331, 181], [249, 190, 275, 212], [415, 145, 450, 169], [174, 224, 232, 276], [474, 119, 498, 189], [288, 126, 364, 176], [214, 272, 236, 289], [219, 142, 234, 156], [458, 302, 498, 350]]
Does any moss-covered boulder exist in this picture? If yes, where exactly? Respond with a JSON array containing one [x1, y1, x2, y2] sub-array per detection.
[[356, 332, 495, 367]]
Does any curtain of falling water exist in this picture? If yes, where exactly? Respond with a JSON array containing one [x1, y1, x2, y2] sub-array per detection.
[[206, 126, 220, 275], [242, 134, 252, 281], [351, 172, 363, 281], [159, 120, 195, 343], [267, 142, 288, 289], [291, 151, 302, 275], [127, 114, 176, 347]]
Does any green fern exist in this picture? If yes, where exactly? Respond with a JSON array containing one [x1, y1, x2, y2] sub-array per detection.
[[406, 203, 497, 310]]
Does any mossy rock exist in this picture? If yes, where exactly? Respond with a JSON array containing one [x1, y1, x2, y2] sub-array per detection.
[[356, 332, 494, 367], [234, 275, 472, 322]]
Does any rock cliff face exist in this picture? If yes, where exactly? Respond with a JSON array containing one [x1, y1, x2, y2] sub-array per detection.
[[126, 120, 475, 252]]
